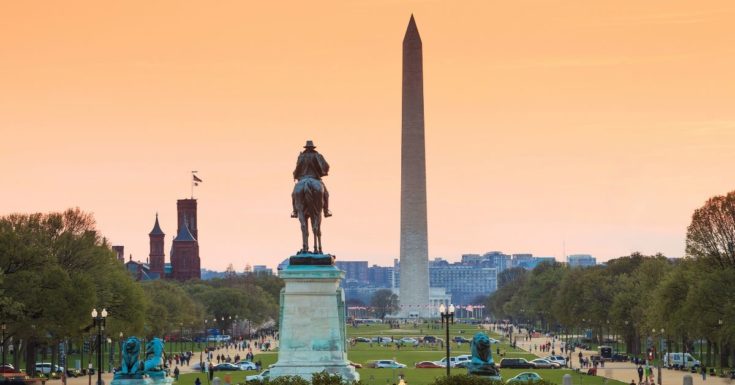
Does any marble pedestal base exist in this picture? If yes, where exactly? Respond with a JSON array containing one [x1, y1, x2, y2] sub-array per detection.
[[269, 264, 359, 382]]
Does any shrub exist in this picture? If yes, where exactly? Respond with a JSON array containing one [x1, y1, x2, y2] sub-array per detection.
[[428, 374, 504, 385]]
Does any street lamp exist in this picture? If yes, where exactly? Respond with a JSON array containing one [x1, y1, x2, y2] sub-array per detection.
[[652, 328, 663, 385], [439, 303, 455, 377], [718, 319, 723, 374], [118, 332, 123, 369], [1, 323, 6, 371], [91, 308, 108, 385]]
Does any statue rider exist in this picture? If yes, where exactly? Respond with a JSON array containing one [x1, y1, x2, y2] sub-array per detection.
[[291, 140, 332, 218]]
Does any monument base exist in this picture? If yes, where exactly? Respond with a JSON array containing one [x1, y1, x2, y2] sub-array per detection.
[[111, 377, 173, 385], [271, 263, 359, 382], [269, 363, 359, 382]]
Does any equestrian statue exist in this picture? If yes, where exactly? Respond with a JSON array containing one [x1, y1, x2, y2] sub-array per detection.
[[291, 140, 332, 257]]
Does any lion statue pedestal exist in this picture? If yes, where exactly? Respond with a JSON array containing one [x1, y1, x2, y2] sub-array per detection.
[[112, 337, 173, 385]]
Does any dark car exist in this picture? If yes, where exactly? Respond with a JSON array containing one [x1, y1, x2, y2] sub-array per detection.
[[213, 363, 240, 371], [422, 336, 437, 343], [354, 337, 370, 343], [499, 358, 535, 369], [453, 336, 471, 343], [611, 353, 629, 362]]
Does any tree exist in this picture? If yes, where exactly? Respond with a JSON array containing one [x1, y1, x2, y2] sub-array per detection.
[[0, 208, 146, 372], [370, 289, 398, 319], [686, 191, 735, 268]]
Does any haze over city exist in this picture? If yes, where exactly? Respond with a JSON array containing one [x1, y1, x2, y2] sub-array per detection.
[[3, 1, 735, 270]]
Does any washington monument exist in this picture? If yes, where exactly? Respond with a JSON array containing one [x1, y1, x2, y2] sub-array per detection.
[[399, 15, 431, 317]]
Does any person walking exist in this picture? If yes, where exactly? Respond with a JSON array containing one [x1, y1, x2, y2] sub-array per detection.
[[637, 365, 644, 383], [701, 365, 707, 380], [173, 367, 180, 381]]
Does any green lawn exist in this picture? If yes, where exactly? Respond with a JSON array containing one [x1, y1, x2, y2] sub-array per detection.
[[175, 324, 629, 385]]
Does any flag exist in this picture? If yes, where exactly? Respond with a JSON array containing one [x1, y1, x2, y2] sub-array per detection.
[[193, 174, 203, 183]]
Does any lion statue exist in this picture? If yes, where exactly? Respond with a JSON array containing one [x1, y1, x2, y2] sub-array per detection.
[[117, 337, 142, 378], [471, 332, 493, 363], [144, 337, 165, 373], [467, 332, 500, 378]]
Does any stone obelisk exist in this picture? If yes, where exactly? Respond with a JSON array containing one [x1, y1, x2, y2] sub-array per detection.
[[399, 15, 431, 318]]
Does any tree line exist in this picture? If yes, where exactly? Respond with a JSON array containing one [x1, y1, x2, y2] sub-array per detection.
[[486, 190, 735, 369], [0, 208, 283, 374]]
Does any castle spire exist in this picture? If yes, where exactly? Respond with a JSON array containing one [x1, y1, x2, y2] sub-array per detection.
[[149, 213, 165, 236]]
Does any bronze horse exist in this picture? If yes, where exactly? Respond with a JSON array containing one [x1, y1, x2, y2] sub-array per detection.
[[292, 176, 324, 254]]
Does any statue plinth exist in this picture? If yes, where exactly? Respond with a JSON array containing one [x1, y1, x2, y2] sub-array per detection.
[[269, 263, 359, 382], [289, 253, 335, 266]]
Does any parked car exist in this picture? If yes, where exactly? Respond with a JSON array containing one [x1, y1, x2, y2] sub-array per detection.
[[371, 337, 393, 343], [348, 361, 363, 369], [453, 336, 471, 343], [399, 337, 418, 345], [236, 361, 257, 371], [212, 363, 240, 371], [354, 337, 371, 343], [245, 369, 270, 382], [611, 353, 629, 362], [0, 365, 18, 373], [488, 338, 500, 344], [499, 358, 535, 369], [65, 368, 82, 378], [415, 361, 443, 368], [436, 355, 471, 368], [544, 355, 567, 367], [531, 359, 560, 369], [422, 336, 438, 343], [368, 360, 406, 369], [506, 372, 543, 384], [34, 363, 63, 375], [664, 353, 701, 370]]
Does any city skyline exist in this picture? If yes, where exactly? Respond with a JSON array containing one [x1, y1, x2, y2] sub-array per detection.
[[3, 1, 735, 270]]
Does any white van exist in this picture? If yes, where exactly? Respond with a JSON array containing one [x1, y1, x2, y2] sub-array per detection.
[[663, 352, 700, 369]]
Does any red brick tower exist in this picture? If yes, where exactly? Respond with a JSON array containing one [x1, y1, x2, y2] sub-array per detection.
[[171, 198, 200, 280], [171, 215, 200, 280], [176, 199, 198, 240], [148, 213, 166, 279]]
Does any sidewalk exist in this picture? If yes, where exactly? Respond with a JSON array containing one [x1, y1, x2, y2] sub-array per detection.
[[490, 325, 732, 385], [55, 338, 279, 385]]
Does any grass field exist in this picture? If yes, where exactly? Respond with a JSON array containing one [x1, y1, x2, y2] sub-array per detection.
[[176, 323, 629, 385]]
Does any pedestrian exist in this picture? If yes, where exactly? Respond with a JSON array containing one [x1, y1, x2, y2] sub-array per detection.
[[195, 377, 201, 385], [701, 365, 707, 380], [637, 365, 644, 383], [173, 367, 180, 380], [630, 379, 636, 385]]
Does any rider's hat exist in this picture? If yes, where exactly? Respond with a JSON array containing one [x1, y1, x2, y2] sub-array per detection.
[[304, 140, 316, 149]]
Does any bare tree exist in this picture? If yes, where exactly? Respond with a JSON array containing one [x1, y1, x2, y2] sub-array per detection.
[[686, 191, 735, 268]]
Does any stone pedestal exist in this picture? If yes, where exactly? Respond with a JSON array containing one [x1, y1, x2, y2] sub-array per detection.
[[269, 264, 359, 382]]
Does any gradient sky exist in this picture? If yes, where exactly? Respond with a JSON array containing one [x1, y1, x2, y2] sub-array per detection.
[[2, 1, 735, 270]]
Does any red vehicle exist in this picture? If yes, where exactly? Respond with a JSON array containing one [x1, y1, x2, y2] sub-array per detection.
[[415, 361, 443, 369]]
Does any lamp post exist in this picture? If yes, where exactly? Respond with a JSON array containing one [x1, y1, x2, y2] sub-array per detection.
[[118, 332, 123, 369], [439, 303, 455, 377], [91, 308, 107, 385], [718, 319, 723, 374], [1, 323, 6, 370], [654, 328, 663, 385]]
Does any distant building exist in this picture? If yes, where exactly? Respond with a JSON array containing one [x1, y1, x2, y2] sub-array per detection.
[[482, 251, 511, 272], [335, 261, 369, 285], [112, 245, 125, 262], [511, 254, 534, 268], [252, 265, 273, 275], [127, 198, 201, 282], [567, 254, 596, 268], [394, 258, 497, 305], [367, 264, 394, 288]]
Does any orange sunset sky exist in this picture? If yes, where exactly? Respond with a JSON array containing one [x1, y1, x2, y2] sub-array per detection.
[[2, 1, 735, 270]]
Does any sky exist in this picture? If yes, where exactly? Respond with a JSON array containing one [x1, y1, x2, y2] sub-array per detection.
[[2, 1, 735, 270]]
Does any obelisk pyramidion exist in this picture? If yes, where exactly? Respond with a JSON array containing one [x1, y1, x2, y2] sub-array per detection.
[[399, 15, 431, 318]]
